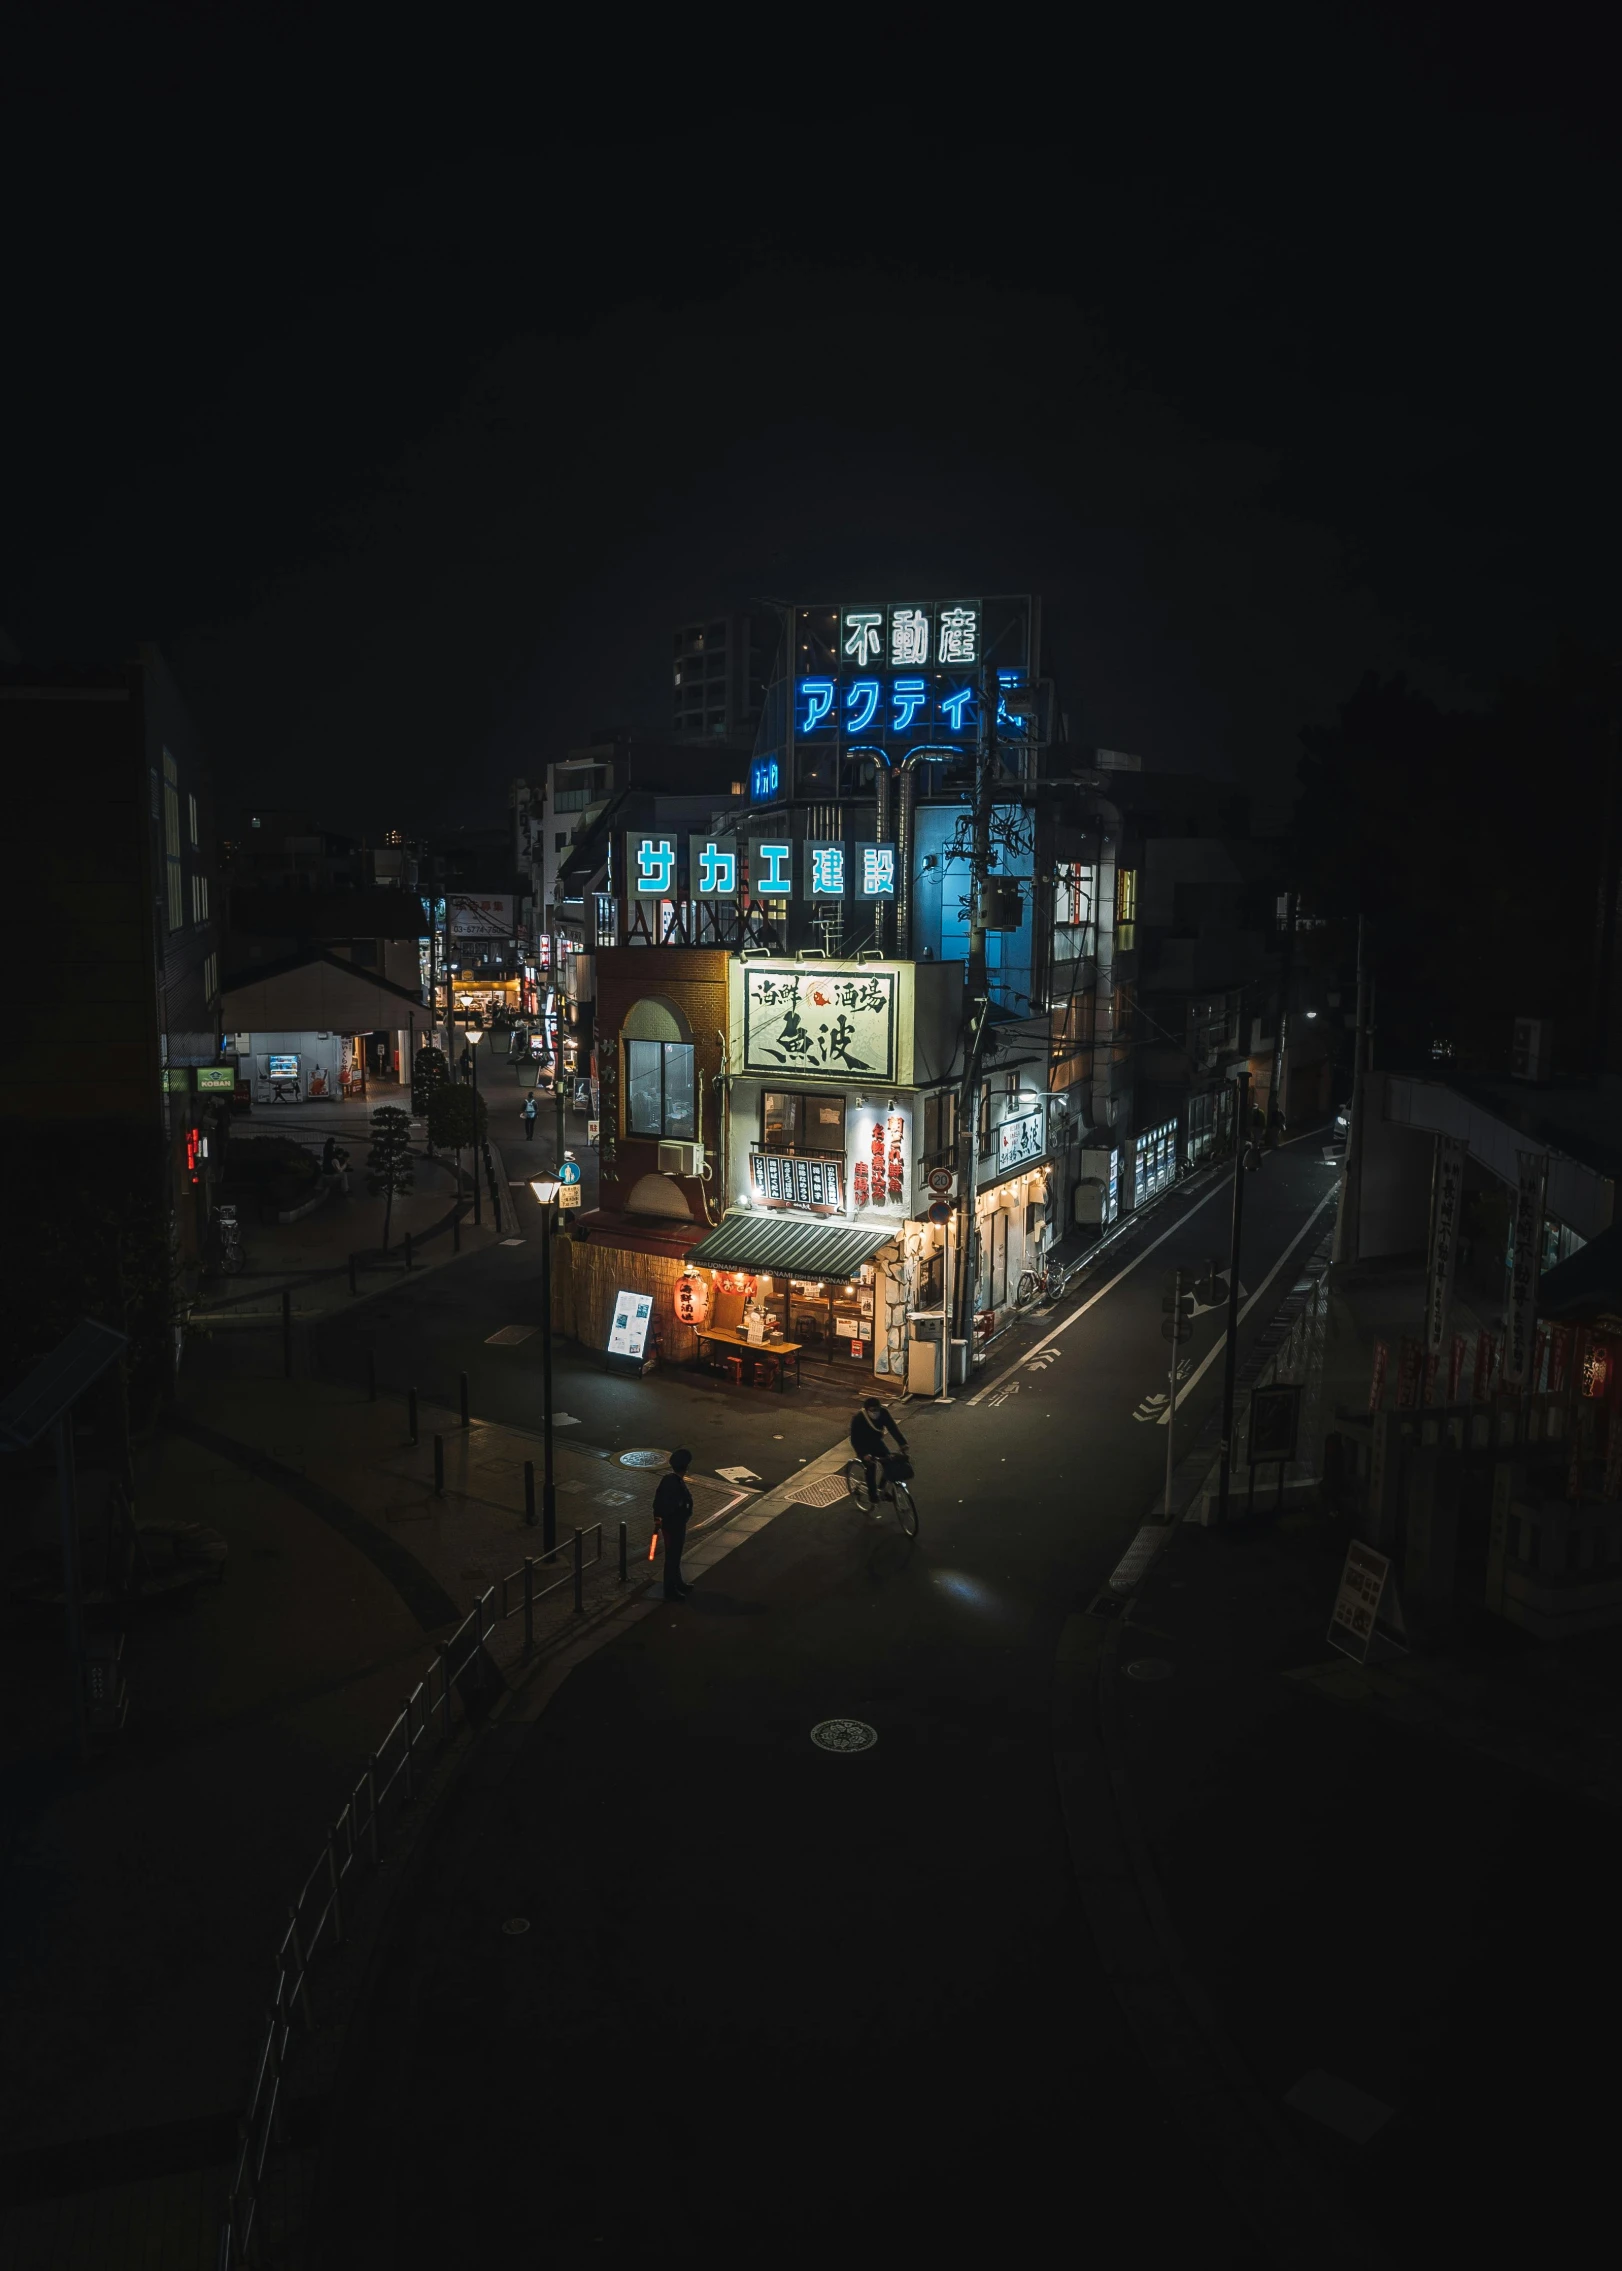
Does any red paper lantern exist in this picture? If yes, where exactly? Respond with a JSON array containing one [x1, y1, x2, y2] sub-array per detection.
[[675, 1273, 711, 1327]]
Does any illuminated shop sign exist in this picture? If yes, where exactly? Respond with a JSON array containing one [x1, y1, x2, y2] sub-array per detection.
[[625, 832, 893, 902], [749, 1152, 844, 1210], [741, 965, 897, 1080], [606, 1291, 653, 1361], [996, 1108, 1045, 1169], [691, 835, 738, 898], [794, 671, 1025, 740], [750, 757, 780, 802]]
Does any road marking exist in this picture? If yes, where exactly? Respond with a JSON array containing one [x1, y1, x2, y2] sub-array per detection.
[[967, 1177, 1228, 1406], [1156, 1186, 1338, 1423]]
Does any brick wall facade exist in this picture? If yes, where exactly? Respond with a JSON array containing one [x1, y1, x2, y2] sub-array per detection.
[[592, 946, 729, 1216]]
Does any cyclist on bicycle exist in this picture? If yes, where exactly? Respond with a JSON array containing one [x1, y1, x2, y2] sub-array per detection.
[[850, 1397, 909, 1503]]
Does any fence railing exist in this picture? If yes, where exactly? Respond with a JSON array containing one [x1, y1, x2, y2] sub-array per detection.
[[218, 1519, 614, 2266]]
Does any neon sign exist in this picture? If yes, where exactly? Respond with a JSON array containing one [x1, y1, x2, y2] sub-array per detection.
[[793, 668, 1025, 739], [750, 757, 780, 801]]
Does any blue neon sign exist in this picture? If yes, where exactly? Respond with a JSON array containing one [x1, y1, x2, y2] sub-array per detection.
[[750, 757, 780, 801]]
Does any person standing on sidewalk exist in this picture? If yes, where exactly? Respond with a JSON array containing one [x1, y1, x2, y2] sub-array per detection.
[[521, 1094, 537, 1142], [654, 1449, 693, 1600]]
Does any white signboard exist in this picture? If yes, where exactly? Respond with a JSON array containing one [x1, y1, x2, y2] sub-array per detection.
[[1504, 1150, 1547, 1387], [741, 964, 897, 1081], [607, 1291, 653, 1361], [448, 894, 515, 938], [749, 1152, 844, 1211], [1326, 1539, 1408, 1664], [996, 1108, 1045, 1170], [1424, 1135, 1467, 1356]]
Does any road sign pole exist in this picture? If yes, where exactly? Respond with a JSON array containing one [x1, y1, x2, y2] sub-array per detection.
[[1164, 1268, 1181, 1522], [541, 1196, 558, 1561]]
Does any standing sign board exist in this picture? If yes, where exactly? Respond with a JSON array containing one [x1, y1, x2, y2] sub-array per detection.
[[605, 1290, 656, 1375], [1327, 1539, 1409, 1664]]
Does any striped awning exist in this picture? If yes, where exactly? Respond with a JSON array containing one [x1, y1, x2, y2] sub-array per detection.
[[685, 1212, 897, 1280]]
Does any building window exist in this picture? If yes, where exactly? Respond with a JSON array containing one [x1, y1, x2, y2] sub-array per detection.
[[188, 791, 199, 847], [921, 1088, 957, 1163], [1054, 863, 1095, 956], [761, 1092, 846, 1155], [1115, 868, 1138, 952], [625, 1039, 696, 1139], [163, 751, 184, 933], [191, 872, 210, 925]]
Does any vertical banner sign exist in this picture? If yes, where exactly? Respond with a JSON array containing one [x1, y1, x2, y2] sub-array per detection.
[[1448, 1333, 1468, 1402], [1472, 1331, 1493, 1403], [1425, 1136, 1467, 1355], [1368, 1339, 1389, 1414], [1549, 1324, 1572, 1399], [1396, 1336, 1422, 1409], [1504, 1150, 1547, 1386]]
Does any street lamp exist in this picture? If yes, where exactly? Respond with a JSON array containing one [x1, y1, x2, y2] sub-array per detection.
[[465, 1024, 484, 1227], [527, 1176, 561, 1559]]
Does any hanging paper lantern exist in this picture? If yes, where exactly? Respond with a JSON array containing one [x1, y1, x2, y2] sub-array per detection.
[[674, 1273, 709, 1326]]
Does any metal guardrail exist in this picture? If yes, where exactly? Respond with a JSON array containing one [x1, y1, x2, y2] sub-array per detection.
[[218, 1520, 612, 2266]]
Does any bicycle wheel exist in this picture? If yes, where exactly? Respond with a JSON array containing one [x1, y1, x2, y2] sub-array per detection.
[[891, 1482, 919, 1539], [845, 1459, 875, 1514], [1015, 1269, 1038, 1305]]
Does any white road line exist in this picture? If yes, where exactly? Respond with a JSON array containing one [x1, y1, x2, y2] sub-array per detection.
[[1155, 1185, 1338, 1423], [967, 1179, 1228, 1406]]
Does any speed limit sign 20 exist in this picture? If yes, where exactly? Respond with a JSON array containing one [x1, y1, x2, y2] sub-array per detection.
[[926, 1166, 955, 1197]]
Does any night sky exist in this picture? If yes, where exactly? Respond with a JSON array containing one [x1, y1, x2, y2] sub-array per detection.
[[6, 9, 1616, 841]]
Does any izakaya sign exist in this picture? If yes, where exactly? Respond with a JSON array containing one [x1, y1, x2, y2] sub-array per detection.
[[996, 1108, 1045, 1169], [741, 965, 897, 1081], [448, 894, 515, 937]]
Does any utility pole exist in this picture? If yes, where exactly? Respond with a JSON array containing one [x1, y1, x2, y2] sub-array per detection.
[[1332, 915, 1369, 1268], [1269, 887, 1297, 1143], [950, 664, 1002, 1370], [1216, 1068, 1253, 1524], [539, 1191, 558, 1559]]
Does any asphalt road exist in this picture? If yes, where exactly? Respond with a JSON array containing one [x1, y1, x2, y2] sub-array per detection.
[[311, 1141, 1340, 2265]]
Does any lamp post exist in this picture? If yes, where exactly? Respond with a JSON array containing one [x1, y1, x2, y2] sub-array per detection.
[[527, 1177, 561, 1558], [466, 1023, 484, 1227]]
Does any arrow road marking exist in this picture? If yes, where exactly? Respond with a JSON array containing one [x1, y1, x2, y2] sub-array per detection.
[[1156, 1186, 1338, 1424]]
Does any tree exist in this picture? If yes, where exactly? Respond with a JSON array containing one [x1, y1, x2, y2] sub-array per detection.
[[412, 1044, 449, 1128], [365, 1106, 415, 1252], [426, 1084, 487, 1203]]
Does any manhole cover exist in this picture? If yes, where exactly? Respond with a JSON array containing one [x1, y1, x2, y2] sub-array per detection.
[[1123, 1658, 1174, 1682], [501, 1917, 530, 1935], [618, 1449, 671, 1469], [810, 1718, 878, 1753], [485, 1325, 536, 1346]]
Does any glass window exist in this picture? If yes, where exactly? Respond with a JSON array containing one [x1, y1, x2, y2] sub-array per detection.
[[1116, 867, 1138, 951], [662, 1042, 695, 1139], [627, 1039, 663, 1134], [805, 1096, 845, 1154], [763, 1092, 799, 1149], [626, 1038, 695, 1137]]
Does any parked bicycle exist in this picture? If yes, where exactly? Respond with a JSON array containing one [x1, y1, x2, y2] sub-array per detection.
[[844, 1454, 919, 1539], [1014, 1251, 1080, 1308]]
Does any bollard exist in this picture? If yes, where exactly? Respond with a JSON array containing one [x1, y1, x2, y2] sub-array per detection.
[[572, 1527, 584, 1613], [618, 1519, 628, 1584], [460, 1372, 470, 1428], [434, 1434, 444, 1495], [524, 1460, 536, 1527], [409, 1387, 419, 1444], [404, 1230, 413, 1271], [282, 1288, 293, 1377], [349, 1252, 358, 1297], [367, 1349, 377, 1404], [523, 1557, 535, 1655]]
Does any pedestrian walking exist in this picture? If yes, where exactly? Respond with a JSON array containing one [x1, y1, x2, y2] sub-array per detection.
[[522, 1094, 537, 1141], [458, 1045, 472, 1082], [654, 1448, 694, 1601]]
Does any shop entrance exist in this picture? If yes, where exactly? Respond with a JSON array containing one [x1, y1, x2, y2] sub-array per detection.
[[788, 1275, 875, 1370]]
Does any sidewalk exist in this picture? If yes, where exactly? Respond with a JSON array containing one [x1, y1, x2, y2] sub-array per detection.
[[1058, 1240, 1622, 2268], [0, 1366, 782, 2263]]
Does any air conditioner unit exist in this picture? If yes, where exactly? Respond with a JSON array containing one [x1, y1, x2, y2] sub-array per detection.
[[658, 1140, 705, 1177]]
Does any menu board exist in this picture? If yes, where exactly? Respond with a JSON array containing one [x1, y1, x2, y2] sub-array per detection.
[[607, 1291, 653, 1360], [749, 1152, 844, 1211], [268, 1055, 299, 1080]]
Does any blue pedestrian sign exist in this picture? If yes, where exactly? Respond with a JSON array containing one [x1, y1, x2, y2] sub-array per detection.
[[558, 1154, 583, 1211]]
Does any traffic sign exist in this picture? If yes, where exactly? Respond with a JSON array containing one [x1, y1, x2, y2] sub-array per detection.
[[1162, 1292, 1194, 1316], [926, 1166, 955, 1197], [1161, 1319, 1192, 1343], [927, 1200, 951, 1225], [558, 1154, 583, 1210]]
